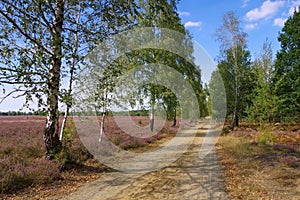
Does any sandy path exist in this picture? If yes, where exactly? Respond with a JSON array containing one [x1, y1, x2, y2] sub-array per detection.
[[49, 120, 229, 200]]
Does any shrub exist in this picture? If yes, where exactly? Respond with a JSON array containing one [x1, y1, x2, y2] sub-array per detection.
[[0, 157, 60, 193], [220, 136, 251, 159], [112, 135, 124, 145], [57, 118, 93, 165], [0, 171, 27, 193], [222, 126, 230, 135], [119, 137, 146, 150], [138, 120, 142, 125], [22, 145, 42, 158], [257, 128, 274, 146]]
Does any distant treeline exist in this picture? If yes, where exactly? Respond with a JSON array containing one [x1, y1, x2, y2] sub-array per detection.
[[0, 110, 47, 116], [75, 110, 150, 117], [111, 110, 149, 116], [0, 109, 150, 117]]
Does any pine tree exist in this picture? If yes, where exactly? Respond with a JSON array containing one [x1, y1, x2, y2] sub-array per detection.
[[273, 8, 300, 122], [246, 39, 277, 124]]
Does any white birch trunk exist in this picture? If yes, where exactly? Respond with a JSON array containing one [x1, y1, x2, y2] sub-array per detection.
[[44, 0, 64, 159], [59, 6, 80, 142]]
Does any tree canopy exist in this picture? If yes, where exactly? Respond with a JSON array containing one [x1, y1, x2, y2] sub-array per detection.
[[273, 8, 300, 122], [215, 11, 253, 129]]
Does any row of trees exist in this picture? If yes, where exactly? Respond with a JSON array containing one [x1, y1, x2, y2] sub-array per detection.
[[85, 0, 207, 136], [0, 110, 46, 116], [0, 0, 207, 159], [211, 9, 300, 129]]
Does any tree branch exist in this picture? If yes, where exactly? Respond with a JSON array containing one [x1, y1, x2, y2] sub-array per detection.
[[0, 80, 44, 85], [0, 9, 53, 56], [0, 67, 45, 76], [1, 0, 51, 31], [36, 1, 54, 33], [0, 88, 31, 104]]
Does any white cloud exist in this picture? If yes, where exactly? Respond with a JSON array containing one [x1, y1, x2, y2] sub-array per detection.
[[184, 21, 202, 27], [178, 11, 190, 17], [272, 0, 300, 27], [288, 7, 297, 15], [245, 23, 258, 30], [273, 17, 287, 26], [242, 0, 250, 8], [245, 0, 285, 21], [288, 0, 300, 15]]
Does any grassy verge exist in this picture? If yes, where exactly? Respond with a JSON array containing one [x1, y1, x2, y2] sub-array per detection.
[[217, 125, 300, 199]]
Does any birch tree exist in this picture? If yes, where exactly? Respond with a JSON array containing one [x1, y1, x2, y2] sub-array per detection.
[[0, 0, 137, 159], [134, 0, 206, 130], [215, 11, 249, 130]]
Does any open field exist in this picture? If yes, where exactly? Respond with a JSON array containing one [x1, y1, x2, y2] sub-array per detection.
[[0, 115, 179, 199], [217, 123, 300, 199]]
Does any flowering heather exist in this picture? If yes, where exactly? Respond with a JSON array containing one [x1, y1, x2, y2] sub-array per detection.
[[0, 116, 61, 193], [97, 116, 179, 150]]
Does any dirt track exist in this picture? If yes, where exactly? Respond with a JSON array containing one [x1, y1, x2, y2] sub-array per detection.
[[50, 120, 229, 200]]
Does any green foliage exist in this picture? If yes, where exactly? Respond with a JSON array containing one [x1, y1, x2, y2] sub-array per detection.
[[221, 126, 230, 136], [55, 119, 91, 165], [273, 9, 300, 122], [112, 135, 123, 145], [93, 0, 207, 122], [257, 128, 274, 146], [209, 70, 227, 121], [217, 46, 253, 120], [246, 39, 278, 124], [216, 11, 254, 129]]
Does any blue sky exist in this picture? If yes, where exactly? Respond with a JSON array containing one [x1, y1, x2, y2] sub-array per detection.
[[1, 0, 299, 112], [178, 0, 300, 61]]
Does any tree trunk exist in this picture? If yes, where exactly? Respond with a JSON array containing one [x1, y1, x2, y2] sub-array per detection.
[[44, 95, 61, 160], [172, 108, 176, 127], [230, 112, 235, 130], [99, 112, 105, 142], [230, 44, 239, 131], [44, 56, 62, 159], [230, 111, 239, 130], [149, 92, 155, 132], [150, 107, 154, 132], [99, 85, 108, 142], [59, 108, 68, 141], [44, 0, 64, 160], [59, 7, 80, 142]]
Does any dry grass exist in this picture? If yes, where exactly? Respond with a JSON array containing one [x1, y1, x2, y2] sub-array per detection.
[[217, 130, 300, 199]]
